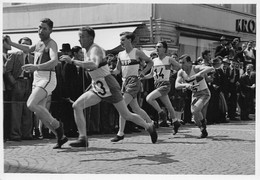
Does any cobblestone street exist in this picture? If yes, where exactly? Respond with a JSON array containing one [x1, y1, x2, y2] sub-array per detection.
[[2, 117, 257, 180]]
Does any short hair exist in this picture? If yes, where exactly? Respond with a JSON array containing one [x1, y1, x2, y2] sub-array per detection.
[[202, 50, 210, 58], [18, 37, 32, 45], [246, 64, 254, 69], [179, 54, 191, 62], [158, 41, 168, 52], [71, 46, 82, 55], [171, 53, 178, 57], [79, 26, 95, 39], [120, 31, 135, 42], [40, 18, 53, 29]]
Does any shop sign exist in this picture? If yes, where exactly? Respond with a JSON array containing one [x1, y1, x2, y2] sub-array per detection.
[[139, 37, 151, 43], [236, 19, 256, 34], [161, 37, 178, 46]]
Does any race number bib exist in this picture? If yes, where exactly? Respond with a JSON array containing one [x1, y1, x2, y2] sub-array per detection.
[[191, 84, 199, 92], [92, 77, 112, 98], [154, 67, 165, 81]]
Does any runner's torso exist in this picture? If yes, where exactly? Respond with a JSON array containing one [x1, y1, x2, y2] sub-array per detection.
[[118, 48, 140, 82], [182, 65, 208, 92], [34, 39, 55, 71], [83, 43, 110, 81], [153, 56, 171, 83]]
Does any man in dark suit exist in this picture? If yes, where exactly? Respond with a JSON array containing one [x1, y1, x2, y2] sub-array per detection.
[[5, 37, 34, 141], [227, 58, 240, 121], [238, 64, 255, 120], [3, 36, 12, 141]]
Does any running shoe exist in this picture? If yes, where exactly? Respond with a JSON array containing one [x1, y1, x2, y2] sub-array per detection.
[[111, 135, 124, 142], [69, 138, 89, 147], [53, 137, 68, 149], [173, 120, 181, 135], [147, 124, 158, 143]]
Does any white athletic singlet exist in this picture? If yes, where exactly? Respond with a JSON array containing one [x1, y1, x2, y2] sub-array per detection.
[[118, 48, 140, 82], [153, 56, 172, 83], [83, 43, 110, 81], [182, 65, 208, 92]]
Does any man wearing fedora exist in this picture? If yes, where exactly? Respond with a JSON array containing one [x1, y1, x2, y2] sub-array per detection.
[[207, 57, 228, 123], [59, 43, 72, 57], [215, 36, 230, 58], [51, 43, 72, 137]]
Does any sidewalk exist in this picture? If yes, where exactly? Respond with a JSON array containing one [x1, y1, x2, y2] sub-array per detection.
[[2, 117, 256, 179]]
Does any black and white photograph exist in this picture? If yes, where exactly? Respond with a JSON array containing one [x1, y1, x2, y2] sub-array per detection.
[[1, 1, 258, 180]]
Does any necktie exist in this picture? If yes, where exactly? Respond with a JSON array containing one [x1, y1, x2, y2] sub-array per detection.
[[24, 55, 30, 78], [230, 69, 236, 83]]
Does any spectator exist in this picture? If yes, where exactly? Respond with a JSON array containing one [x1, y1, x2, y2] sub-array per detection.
[[238, 64, 255, 120], [194, 56, 203, 65], [62, 45, 89, 137], [3, 36, 12, 141], [207, 57, 228, 124], [243, 41, 256, 69], [229, 38, 241, 59], [201, 50, 212, 66], [5, 37, 34, 141], [227, 58, 240, 121], [215, 36, 230, 58]]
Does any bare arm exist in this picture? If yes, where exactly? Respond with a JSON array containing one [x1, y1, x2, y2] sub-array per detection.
[[142, 67, 154, 80], [170, 57, 181, 71], [110, 57, 122, 75], [137, 50, 153, 76], [60, 46, 103, 71], [5, 35, 35, 53], [193, 65, 215, 78], [175, 70, 191, 90], [22, 40, 58, 72]]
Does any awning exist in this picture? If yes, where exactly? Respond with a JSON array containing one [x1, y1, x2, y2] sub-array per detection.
[[6, 26, 137, 53]]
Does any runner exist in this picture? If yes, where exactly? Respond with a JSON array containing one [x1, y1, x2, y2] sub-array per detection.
[[142, 41, 182, 134], [175, 54, 214, 138], [59, 26, 157, 147], [110, 31, 155, 142], [4, 18, 68, 148]]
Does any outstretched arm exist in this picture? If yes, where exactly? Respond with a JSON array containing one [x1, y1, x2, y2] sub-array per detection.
[[4, 35, 36, 53]]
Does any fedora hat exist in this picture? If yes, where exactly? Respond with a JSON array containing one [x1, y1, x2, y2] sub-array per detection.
[[60, 43, 71, 52]]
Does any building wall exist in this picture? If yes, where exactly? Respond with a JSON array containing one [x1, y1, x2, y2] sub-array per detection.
[[154, 4, 256, 40], [3, 3, 256, 56], [3, 3, 151, 31]]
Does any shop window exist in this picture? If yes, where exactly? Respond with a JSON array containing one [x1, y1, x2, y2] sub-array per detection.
[[179, 36, 218, 62], [243, 4, 256, 15]]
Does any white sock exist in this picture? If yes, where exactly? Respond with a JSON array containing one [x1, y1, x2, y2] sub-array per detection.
[[117, 132, 124, 137]]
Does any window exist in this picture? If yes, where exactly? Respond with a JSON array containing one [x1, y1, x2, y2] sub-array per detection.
[[179, 36, 218, 62], [243, 4, 256, 15]]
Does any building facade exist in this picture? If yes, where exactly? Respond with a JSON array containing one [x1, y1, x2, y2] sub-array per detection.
[[3, 3, 256, 60]]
